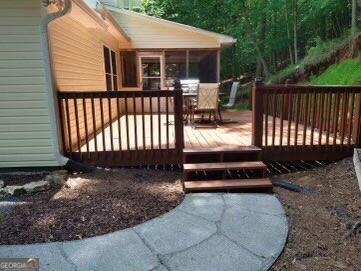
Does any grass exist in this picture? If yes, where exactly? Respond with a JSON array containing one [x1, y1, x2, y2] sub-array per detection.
[[310, 58, 361, 85]]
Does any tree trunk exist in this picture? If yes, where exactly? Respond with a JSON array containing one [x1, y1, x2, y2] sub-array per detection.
[[285, 1, 294, 65], [351, 0, 359, 57], [293, 0, 299, 64], [352, 0, 357, 35]]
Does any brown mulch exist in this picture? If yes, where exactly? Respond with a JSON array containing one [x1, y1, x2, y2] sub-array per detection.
[[272, 158, 361, 271], [0, 169, 184, 245]]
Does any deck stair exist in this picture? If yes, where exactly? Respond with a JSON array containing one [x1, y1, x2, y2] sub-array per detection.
[[182, 146, 273, 192]]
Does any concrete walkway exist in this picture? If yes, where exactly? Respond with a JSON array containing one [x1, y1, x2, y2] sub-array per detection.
[[0, 193, 288, 271]]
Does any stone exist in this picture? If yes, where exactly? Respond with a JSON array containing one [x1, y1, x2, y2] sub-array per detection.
[[23, 180, 51, 194], [177, 193, 224, 222], [223, 193, 285, 216], [65, 177, 90, 188], [4, 186, 25, 196], [165, 234, 263, 271], [135, 209, 217, 255], [45, 174, 66, 187], [220, 206, 288, 259], [51, 169, 68, 176], [0, 180, 4, 188], [62, 229, 159, 271], [0, 243, 74, 271]]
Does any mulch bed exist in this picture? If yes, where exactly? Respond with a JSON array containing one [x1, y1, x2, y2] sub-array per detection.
[[0, 169, 184, 245], [272, 158, 361, 271]]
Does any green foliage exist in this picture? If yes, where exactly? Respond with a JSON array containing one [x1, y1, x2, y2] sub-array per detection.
[[142, 0, 353, 79], [310, 59, 361, 85], [266, 62, 304, 83]]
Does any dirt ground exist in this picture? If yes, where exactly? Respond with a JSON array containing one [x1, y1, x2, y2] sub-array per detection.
[[0, 169, 184, 245], [272, 158, 361, 271]]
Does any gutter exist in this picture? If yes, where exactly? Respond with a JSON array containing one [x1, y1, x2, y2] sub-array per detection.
[[40, 0, 73, 167]]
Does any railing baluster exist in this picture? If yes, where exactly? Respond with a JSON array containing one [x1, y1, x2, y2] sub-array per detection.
[[108, 94, 114, 152], [294, 91, 301, 145], [348, 92, 355, 145], [73, 98, 81, 154], [264, 93, 269, 146], [318, 90, 325, 145], [91, 95, 97, 152], [116, 96, 122, 151], [166, 95, 170, 150], [158, 92, 161, 149], [141, 95, 146, 150], [149, 96, 154, 150], [340, 91, 349, 145], [279, 92, 284, 146], [333, 92, 341, 145], [303, 90, 309, 145], [272, 94, 276, 146], [82, 97, 89, 154], [133, 93, 138, 151], [310, 92, 317, 145], [326, 92, 332, 145], [99, 97, 106, 151], [124, 95, 130, 150], [287, 92, 292, 146]]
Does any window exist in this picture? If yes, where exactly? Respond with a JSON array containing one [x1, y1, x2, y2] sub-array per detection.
[[103, 46, 118, 91], [120, 51, 138, 88]]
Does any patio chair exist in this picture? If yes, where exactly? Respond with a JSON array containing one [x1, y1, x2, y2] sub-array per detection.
[[224, 81, 240, 108], [190, 83, 221, 127]]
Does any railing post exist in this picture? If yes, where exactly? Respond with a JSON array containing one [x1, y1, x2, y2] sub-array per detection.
[[252, 79, 264, 147], [174, 81, 184, 161]]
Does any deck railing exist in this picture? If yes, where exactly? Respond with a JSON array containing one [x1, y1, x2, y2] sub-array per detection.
[[252, 83, 361, 161], [58, 90, 184, 167]]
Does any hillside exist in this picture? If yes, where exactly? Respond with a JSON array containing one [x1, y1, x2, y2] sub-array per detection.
[[310, 59, 361, 85], [267, 33, 361, 84]]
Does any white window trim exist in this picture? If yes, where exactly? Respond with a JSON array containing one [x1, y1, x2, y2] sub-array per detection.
[[138, 52, 165, 90]]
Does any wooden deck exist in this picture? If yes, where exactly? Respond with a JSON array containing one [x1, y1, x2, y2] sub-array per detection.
[[80, 109, 343, 152]]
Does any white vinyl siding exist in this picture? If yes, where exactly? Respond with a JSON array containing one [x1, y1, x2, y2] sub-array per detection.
[[110, 10, 220, 49], [0, 0, 59, 168]]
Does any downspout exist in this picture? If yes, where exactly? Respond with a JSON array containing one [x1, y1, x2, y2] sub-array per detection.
[[40, 0, 72, 167]]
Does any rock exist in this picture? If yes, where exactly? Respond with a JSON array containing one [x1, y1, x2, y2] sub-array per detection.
[[65, 177, 90, 188], [4, 186, 25, 196], [45, 174, 67, 187], [0, 180, 4, 188], [23, 180, 51, 194], [52, 169, 68, 176]]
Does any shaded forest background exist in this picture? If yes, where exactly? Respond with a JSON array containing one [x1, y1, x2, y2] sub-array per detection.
[[141, 0, 360, 81]]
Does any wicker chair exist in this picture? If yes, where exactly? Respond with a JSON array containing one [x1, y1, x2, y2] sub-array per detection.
[[190, 83, 221, 127]]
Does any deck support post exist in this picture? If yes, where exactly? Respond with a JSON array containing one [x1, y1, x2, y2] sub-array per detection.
[[252, 79, 264, 147], [174, 81, 185, 162]]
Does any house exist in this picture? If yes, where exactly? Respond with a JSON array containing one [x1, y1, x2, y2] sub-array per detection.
[[0, 0, 235, 168]]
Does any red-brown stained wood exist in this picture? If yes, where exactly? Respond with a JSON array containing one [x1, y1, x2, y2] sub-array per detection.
[[184, 178, 272, 191]]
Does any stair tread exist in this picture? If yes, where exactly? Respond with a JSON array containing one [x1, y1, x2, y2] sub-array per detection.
[[184, 161, 266, 172], [183, 146, 261, 154], [184, 178, 273, 191]]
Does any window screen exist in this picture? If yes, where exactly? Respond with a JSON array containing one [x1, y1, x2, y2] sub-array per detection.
[[165, 51, 187, 80], [189, 50, 217, 83]]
